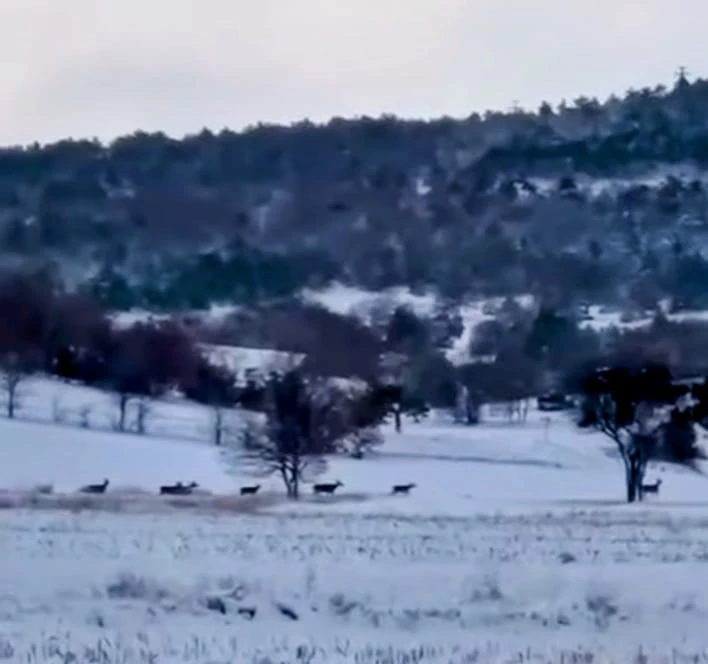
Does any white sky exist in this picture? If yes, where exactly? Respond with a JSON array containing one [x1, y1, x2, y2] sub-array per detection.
[[0, 0, 705, 144]]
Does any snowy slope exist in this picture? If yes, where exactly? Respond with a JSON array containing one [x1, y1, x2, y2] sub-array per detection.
[[2, 384, 708, 515], [0, 417, 235, 493], [13, 376, 214, 442]]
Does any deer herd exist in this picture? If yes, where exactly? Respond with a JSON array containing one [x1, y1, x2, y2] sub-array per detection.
[[77, 478, 422, 497], [77, 477, 664, 499]]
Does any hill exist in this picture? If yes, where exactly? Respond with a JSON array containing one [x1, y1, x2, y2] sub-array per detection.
[[4, 72, 708, 313]]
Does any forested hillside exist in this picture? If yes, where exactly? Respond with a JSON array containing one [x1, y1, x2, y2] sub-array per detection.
[[3, 72, 708, 311]]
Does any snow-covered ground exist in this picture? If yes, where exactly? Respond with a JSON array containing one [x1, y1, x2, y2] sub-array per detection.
[[6, 507, 708, 663], [7, 375, 216, 443], [3, 384, 708, 660]]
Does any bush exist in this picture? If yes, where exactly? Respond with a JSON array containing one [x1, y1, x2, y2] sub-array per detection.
[[183, 360, 238, 406], [105, 320, 201, 396]]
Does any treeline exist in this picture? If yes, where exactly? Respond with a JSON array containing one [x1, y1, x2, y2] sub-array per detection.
[[5, 266, 708, 434], [3, 75, 708, 310], [199, 294, 708, 420], [377, 299, 708, 414], [0, 270, 235, 408], [0, 270, 416, 448]]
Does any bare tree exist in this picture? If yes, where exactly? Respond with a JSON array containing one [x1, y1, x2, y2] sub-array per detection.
[[78, 404, 91, 428], [241, 372, 328, 499], [578, 364, 703, 502], [211, 406, 227, 446], [210, 405, 239, 446], [455, 383, 480, 425], [235, 416, 326, 500], [0, 353, 31, 419], [224, 371, 334, 499], [183, 357, 239, 444], [107, 352, 150, 433], [223, 371, 391, 495], [112, 391, 132, 432], [133, 397, 152, 435]]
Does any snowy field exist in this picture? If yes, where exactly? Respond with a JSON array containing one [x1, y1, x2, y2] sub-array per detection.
[[3, 374, 243, 445], [3, 389, 708, 661], [6, 508, 708, 663], [29, 282, 707, 661]]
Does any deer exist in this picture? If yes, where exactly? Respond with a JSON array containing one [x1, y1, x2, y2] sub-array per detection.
[[240, 484, 261, 496], [79, 479, 109, 494], [641, 478, 662, 494], [391, 483, 416, 495], [312, 480, 343, 495], [159, 481, 198, 496]]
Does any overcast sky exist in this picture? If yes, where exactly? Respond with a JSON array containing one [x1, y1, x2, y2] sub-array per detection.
[[1, 0, 706, 145]]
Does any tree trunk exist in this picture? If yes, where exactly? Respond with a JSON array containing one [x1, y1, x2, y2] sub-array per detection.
[[291, 468, 299, 500], [291, 453, 300, 500], [6, 387, 14, 419], [281, 462, 300, 500], [465, 398, 479, 425], [212, 408, 223, 446], [624, 432, 654, 503], [625, 465, 637, 503], [280, 466, 293, 498], [394, 407, 402, 433], [118, 394, 128, 432], [625, 457, 645, 503], [136, 400, 148, 435]]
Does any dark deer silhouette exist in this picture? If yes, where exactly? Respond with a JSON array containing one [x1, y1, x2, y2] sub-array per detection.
[[79, 479, 109, 494], [641, 478, 662, 494], [392, 483, 416, 495], [159, 481, 198, 496], [240, 484, 261, 496], [313, 480, 343, 495]]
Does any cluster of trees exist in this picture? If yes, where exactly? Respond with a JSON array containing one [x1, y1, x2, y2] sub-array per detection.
[[0, 270, 239, 422], [199, 292, 708, 435], [8, 262, 708, 412], [219, 306, 708, 502], [0, 269, 413, 450], [465, 301, 708, 504], [218, 352, 708, 503], [2, 74, 708, 310], [456, 300, 708, 410]]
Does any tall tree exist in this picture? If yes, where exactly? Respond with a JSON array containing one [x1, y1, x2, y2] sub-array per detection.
[[578, 363, 704, 502]]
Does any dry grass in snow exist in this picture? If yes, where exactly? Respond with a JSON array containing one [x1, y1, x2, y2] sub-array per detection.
[[3, 508, 708, 662]]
